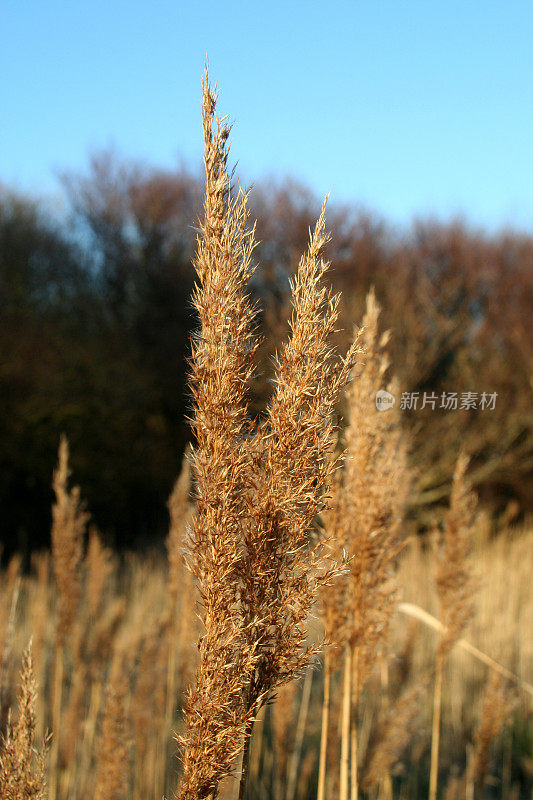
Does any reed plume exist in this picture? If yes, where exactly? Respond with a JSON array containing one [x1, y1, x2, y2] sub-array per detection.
[[436, 454, 477, 660], [319, 289, 409, 800], [177, 67, 358, 800], [467, 674, 516, 799], [85, 525, 112, 620], [0, 572, 21, 730], [361, 683, 425, 793], [0, 642, 48, 800], [132, 619, 167, 796], [0, 472, 529, 798], [49, 435, 89, 800], [234, 201, 359, 798], [341, 290, 408, 687], [51, 435, 88, 648], [167, 448, 193, 616], [176, 69, 261, 800], [94, 666, 130, 800], [429, 452, 477, 800], [166, 447, 196, 715]]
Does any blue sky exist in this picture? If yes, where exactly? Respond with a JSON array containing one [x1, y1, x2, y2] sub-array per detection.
[[2, 0, 533, 230]]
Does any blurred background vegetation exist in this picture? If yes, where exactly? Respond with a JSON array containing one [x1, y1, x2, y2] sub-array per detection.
[[1, 151, 532, 556]]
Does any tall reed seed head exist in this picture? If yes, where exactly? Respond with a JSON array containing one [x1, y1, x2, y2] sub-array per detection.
[[177, 70, 264, 800], [436, 452, 477, 658], [51, 435, 89, 647], [167, 447, 193, 613], [362, 682, 426, 791], [85, 525, 112, 619], [321, 289, 409, 689], [0, 642, 48, 800], [94, 666, 130, 800], [177, 68, 360, 800], [469, 674, 516, 790]]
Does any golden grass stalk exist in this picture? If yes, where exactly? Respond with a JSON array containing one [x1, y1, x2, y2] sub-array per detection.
[[248, 704, 266, 792], [85, 525, 112, 620], [341, 290, 408, 690], [51, 435, 89, 648], [429, 655, 444, 800], [176, 69, 262, 800], [0, 512, 529, 798], [167, 447, 193, 613], [166, 448, 194, 723], [28, 552, 50, 709], [350, 648, 359, 800], [361, 683, 425, 793], [466, 674, 516, 800], [235, 202, 359, 798], [396, 602, 533, 697], [272, 680, 297, 799], [132, 620, 167, 798], [316, 469, 343, 800], [429, 452, 477, 800], [59, 661, 86, 796], [0, 641, 49, 800], [316, 651, 331, 800], [285, 664, 313, 800], [49, 435, 89, 800], [177, 67, 358, 800], [0, 574, 21, 723], [75, 596, 126, 796], [320, 289, 409, 800], [340, 647, 352, 800], [94, 665, 130, 800]]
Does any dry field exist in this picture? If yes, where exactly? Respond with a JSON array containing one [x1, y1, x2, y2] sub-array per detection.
[[0, 70, 531, 800], [0, 517, 531, 799]]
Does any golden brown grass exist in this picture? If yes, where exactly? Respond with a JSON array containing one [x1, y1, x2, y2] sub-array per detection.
[[0, 521, 531, 799], [93, 663, 129, 800], [0, 642, 48, 800], [466, 674, 517, 799], [178, 67, 359, 800], [51, 436, 89, 649], [429, 453, 478, 800], [318, 289, 410, 800], [0, 69, 531, 800], [49, 435, 89, 800]]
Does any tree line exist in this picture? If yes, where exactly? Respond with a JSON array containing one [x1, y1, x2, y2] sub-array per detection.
[[1, 151, 531, 554]]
